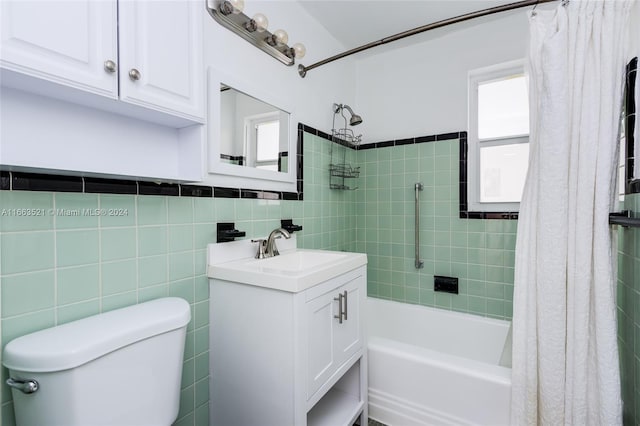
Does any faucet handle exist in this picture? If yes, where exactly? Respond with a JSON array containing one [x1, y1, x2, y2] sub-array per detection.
[[251, 239, 267, 259]]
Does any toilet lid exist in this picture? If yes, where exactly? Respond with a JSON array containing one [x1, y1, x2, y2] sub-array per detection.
[[2, 297, 191, 372]]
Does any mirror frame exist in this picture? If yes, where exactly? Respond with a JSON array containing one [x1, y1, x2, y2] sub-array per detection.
[[207, 67, 298, 193]]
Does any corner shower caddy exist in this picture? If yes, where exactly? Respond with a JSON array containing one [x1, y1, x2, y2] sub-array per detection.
[[330, 104, 362, 190]]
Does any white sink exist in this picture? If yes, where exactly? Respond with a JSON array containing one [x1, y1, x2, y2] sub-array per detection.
[[244, 251, 348, 273], [207, 237, 367, 292]]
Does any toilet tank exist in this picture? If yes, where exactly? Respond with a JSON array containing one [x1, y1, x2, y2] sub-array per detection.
[[3, 297, 191, 426]]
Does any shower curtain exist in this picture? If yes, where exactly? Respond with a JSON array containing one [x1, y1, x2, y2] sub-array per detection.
[[511, 1, 633, 425]]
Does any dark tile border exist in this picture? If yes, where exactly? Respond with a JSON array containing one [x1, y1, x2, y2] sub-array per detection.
[[1, 170, 303, 201], [416, 135, 436, 144], [283, 191, 299, 201], [1, 171, 10, 190], [355, 131, 467, 150], [625, 57, 638, 195], [213, 187, 240, 198], [241, 189, 281, 200], [181, 185, 213, 198], [85, 177, 137, 195], [12, 172, 83, 192], [138, 182, 180, 197]]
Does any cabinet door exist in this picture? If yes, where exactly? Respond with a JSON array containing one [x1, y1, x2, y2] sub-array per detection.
[[0, 0, 117, 97], [305, 289, 337, 399], [334, 276, 363, 366], [305, 273, 365, 400], [118, 0, 204, 121]]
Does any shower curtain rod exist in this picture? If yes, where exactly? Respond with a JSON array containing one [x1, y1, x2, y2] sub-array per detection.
[[609, 211, 640, 228], [298, 0, 559, 78]]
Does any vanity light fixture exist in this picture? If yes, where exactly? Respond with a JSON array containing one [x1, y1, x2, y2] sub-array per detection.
[[206, 0, 306, 67], [245, 13, 268, 33]]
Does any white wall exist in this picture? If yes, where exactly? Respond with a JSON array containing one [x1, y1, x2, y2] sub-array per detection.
[[353, 11, 535, 143]]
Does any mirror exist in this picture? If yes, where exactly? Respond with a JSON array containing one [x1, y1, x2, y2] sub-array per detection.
[[220, 85, 289, 173], [208, 68, 297, 192]]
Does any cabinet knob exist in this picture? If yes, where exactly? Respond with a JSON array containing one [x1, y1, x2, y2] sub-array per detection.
[[129, 68, 141, 81], [103, 60, 117, 73]]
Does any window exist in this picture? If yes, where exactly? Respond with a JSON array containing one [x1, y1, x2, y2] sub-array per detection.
[[244, 113, 280, 171], [254, 119, 279, 171], [468, 61, 530, 212]]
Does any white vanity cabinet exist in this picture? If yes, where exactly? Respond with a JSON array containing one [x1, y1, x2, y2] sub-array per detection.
[[208, 241, 368, 426], [0, 0, 204, 125]]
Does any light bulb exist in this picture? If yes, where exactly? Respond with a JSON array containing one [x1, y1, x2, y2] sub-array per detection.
[[228, 0, 244, 14], [292, 43, 306, 59], [273, 29, 288, 46], [252, 13, 268, 32]]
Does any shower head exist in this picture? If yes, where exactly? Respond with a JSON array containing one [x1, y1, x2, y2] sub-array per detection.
[[342, 104, 363, 126], [349, 114, 363, 126]]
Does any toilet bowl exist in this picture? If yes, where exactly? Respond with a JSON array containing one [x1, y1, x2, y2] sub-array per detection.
[[3, 297, 191, 426]]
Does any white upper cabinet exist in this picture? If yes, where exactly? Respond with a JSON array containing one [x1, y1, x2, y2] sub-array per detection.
[[0, 0, 204, 126], [0, 0, 118, 97], [119, 1, 204, 121]]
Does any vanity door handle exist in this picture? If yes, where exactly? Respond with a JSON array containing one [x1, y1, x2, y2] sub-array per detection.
[[333, 293, 344, 324], [342, 290, 348, 321]]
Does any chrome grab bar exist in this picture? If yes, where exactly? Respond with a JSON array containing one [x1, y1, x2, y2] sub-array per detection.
[[415, 183, 424, 269], [6, 378, 39, 394]]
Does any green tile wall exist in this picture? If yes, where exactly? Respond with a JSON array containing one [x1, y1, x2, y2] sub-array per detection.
[[0, 132, 354, 426], [0, 132, 523, 424], [617, 193, 640, 425], [354, 138, 516, 320], [301, 133, 358, 252], [0, 191, 211, 426]]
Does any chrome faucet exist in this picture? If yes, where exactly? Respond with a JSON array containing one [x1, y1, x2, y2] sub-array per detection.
[[251, 228, 291, 259], [266, 228, 291, 257]]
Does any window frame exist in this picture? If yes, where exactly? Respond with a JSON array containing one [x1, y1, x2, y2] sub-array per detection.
[[468, 60, 529, 212]]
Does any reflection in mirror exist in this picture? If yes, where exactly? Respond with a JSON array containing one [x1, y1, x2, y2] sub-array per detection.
[[220, 85, 289, 173]]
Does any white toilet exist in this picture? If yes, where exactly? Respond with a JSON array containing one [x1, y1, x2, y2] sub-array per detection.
[[2, 297, 191, 426]]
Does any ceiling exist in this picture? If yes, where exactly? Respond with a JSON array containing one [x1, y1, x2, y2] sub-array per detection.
[[298, 0, 534, 54]]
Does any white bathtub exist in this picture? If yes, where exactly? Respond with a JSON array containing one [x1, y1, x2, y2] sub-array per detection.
[[367, 298, 512, 426]]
